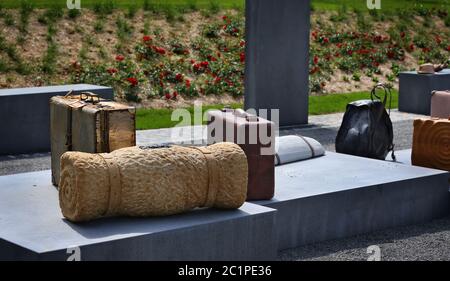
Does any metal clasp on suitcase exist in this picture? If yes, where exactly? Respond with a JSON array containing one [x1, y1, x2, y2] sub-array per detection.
[[64, 90, 101, 104]]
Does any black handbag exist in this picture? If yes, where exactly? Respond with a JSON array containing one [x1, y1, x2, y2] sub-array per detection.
[[335, 83, 396, 161]]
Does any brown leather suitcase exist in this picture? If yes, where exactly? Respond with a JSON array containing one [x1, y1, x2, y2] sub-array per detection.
[[431, 90, 450, 118], [412, 118, 450, 172], [207, 108, 275, 200], [50, 92, 136, 186]]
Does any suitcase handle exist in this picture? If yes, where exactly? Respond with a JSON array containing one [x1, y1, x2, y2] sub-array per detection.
[[64, 90, 101, 104], [234, 108, 259, 122]]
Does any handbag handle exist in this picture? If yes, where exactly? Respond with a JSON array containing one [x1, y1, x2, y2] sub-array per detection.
[[371, 83, 392, 115]]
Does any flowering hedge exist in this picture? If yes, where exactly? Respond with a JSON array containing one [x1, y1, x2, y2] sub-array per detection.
[[71, 14, 245, 102], [309, 21, 450, 93], [70, 11, 450, 100]]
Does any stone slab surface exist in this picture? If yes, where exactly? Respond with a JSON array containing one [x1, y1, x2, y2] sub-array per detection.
[[399, 69, 450, 115], [0, 171, 277, 261], [0, 84, 114, 155], [254, 152, 450, 250]]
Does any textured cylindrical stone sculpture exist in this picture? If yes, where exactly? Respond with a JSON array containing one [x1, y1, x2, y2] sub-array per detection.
[[59, 143, 248, 222], [412, 118, 450, 171]]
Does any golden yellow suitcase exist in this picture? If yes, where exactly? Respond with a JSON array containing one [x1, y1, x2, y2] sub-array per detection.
[[50, 92, 136, 186]]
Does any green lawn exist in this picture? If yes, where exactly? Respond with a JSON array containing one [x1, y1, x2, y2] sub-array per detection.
[[136, 90, 399, 130], [0, 0, 448, 10]]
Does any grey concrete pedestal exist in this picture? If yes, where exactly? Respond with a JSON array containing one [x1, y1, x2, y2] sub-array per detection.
[[0, 84, 114, 155], [0, 170, 277, 261], [244, 0, 310, 126], [254, 152, 449, 250], [399, 69, 450, 115]]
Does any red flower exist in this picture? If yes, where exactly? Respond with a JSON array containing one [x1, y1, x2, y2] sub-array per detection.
[[152, 46, 166, 55], [373, 35, 383, 44], [387, 50, 395, 59], [347, 50, 353, 56], [309, 66, 319, 74], [422, 47, 430, 53], [190, 59, 196, 64], [214, 76, 221, 84], [400, 32, 406, 39], [240, 52, 245, 63], [193, 63, 200, 71], [447, 46, 450, 51], [409, 43, 415, 51], [200, 61, 209, 68], [313, 56, 319, 65], [240, 40, 245, 47], [107, 68, 118, 74], [175, 73, 183, 82], [143, 35, 152, 42], [185, 79, 191, 88], [165, 93, 171, 100], [115, 55, 125, 62], [436, 36, 442, 44], [126, 77, 138, 86], [207, 55, 217, 61], [172, 91, 178, 99], [222, 15, 228, 21]]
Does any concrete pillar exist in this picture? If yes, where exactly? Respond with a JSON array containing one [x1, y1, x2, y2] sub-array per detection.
[[245, 0, 311, 126]]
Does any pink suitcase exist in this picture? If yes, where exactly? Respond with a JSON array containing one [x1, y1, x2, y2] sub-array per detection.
[[431, 90, 450, 118]]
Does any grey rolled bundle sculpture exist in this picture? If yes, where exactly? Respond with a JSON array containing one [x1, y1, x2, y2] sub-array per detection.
[[59, 143, 248, 222]]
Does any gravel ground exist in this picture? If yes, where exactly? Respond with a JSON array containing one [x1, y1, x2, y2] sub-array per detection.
[[278, 215, 450, 261], [1, 110, 449, 261]]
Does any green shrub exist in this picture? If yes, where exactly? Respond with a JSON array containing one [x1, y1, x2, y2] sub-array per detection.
[[44, 4, 64, 21], [202, 23, 220, 38], [127, 3, 138, 19], [445, 15, 450, 27], [68, 8, 81, 19], [18, 0, 34, 34], [93, 0, 116, 16], [94, 19, 105, 33], [3, 12, 15, 26], [163, 4, 178, 23], [186, 0, 198, 11], [116, 16, 133, 39], [42, 42, 58, 74], [0, 61, 8, 73], [208, 0, 221, 15], [19, 0, 34, 18], [143, 0, 160, 13], [413, 4, 430, 17]]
